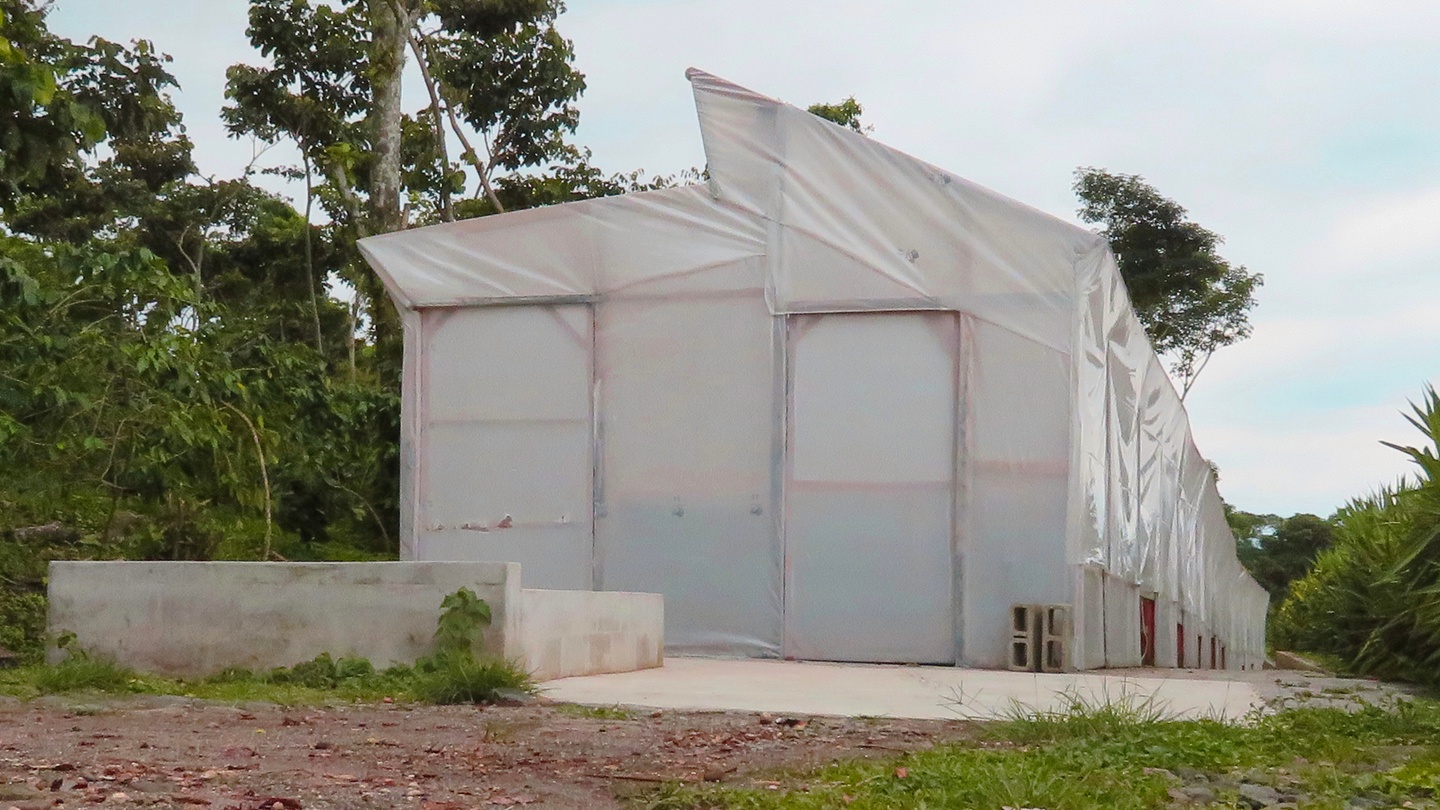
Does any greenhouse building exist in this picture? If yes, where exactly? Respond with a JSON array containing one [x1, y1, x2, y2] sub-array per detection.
[[358, 70, 1269, 672]]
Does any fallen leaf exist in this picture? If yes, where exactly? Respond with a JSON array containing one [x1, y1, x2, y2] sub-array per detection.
[[894, 767, 909, 779]]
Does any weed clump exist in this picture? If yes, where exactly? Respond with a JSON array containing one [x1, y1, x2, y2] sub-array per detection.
[[411, 654, 532, 704], [33, 650, 136, 694], [409, 587, 533, 704]]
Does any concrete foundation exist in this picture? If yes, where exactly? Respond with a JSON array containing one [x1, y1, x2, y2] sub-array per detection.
[[47, 561, 662, 681], [545, 657, 1263, 721]]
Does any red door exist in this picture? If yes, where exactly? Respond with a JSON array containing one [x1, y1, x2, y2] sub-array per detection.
[[1177, 624, 1185, 667], [1210, 637, 1217, 669], [1140, 597, 1157, 666]]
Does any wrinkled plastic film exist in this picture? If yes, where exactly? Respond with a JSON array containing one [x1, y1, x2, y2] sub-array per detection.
[[358, 69, 1268, 667], [592, 288, 783, 656]]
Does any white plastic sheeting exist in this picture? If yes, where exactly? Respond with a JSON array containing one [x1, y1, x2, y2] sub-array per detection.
[[359, 70, 1268, 669]]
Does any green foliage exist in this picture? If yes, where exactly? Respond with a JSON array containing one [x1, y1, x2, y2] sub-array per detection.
[[0, 591, 44, 659], [1230, 509, 1335, 599], [263, 652, 377, 689], [806, 97, 868, 133], [554, 703, 633, 720], [0, 0, 109, 207], [1274, 385, 1440, 686], [1074, 168, 1263, 396], [0, 5, 403, 655], [0, 0, 658, 668], [433, 586, 493, 655], [223, 0, 586, 232]]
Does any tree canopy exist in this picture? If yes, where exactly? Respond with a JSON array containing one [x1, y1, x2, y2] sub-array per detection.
[[0, 0, 662, 660], [807, 97, 868, 133], [1074, 168, 1262, 397], [1229, 509, 1335, 600]]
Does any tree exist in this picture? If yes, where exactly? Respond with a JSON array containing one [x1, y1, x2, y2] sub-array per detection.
[[807, 97, 868, 133], [1229, 508, 1334, 599], [1273, 386, 1440, 684], [1074, 168, 1262, 398], [223, 0, 587, 372], [0, 0, 182, 212], [224, 0, 584, 232]]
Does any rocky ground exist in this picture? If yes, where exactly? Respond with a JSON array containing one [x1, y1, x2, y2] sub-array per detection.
[[0, 694, 973, 809], [0, 669, 1429, 810]]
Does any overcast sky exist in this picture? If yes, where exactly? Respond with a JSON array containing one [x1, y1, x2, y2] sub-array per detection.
[[49, 0, 1440, 518]]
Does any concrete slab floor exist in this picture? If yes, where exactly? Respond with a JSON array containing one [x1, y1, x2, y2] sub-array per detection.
[[541, 657, 1263, 721]]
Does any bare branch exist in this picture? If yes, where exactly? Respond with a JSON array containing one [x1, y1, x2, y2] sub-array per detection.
[[412, 25, 504, 213], [408, 31, 454, 221], [1179, 348, 1217, 402], [326, 476, 393, 551]]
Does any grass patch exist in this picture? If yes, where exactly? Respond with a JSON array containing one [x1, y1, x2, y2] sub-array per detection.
[[409, 652, 533, 704], [647, 691, 1440, 810], [555, 703, 635, 721], [0, 651, 533, 706], [29, 652, 137, 694]]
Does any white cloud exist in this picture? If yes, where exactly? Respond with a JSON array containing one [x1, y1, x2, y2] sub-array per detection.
[[1314, 187, 1440, 274], [1196, 404, 1425, 516]]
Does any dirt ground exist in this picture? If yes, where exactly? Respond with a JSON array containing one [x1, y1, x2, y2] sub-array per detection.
[[0, 694, 973, 809]]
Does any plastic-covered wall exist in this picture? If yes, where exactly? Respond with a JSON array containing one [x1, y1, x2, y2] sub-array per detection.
[[359, 70, 1268, 670]]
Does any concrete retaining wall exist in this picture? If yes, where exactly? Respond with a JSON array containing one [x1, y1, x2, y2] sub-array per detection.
[[47, 561, 662, 681], [520, 588, 663, 680]]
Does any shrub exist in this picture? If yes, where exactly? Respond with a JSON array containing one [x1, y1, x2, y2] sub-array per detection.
[[410, 587, 532, 704], [1274, 385, 1440, 685]]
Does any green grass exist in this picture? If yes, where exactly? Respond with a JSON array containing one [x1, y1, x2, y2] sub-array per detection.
[[0, 650, 534, 706], [29, 652, 137, 694], [645, 691, 1440, 810], [408, 651, 534, 704]]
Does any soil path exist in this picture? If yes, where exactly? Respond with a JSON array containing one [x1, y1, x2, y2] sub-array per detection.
[[0, 695, 972, 809]]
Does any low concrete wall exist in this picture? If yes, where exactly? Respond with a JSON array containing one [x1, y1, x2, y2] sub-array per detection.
[[47, 561, 662, 681], [520, 589, 663, 680]]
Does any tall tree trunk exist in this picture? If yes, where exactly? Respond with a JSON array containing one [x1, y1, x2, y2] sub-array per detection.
[[302, 153, 325, 356], [361, 0, 412, 377], [366, 0, 410, 235]]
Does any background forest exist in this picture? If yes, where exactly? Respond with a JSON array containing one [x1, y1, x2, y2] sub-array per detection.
[[2, 0, 1435, 688], [0, 0, 685, 657]]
